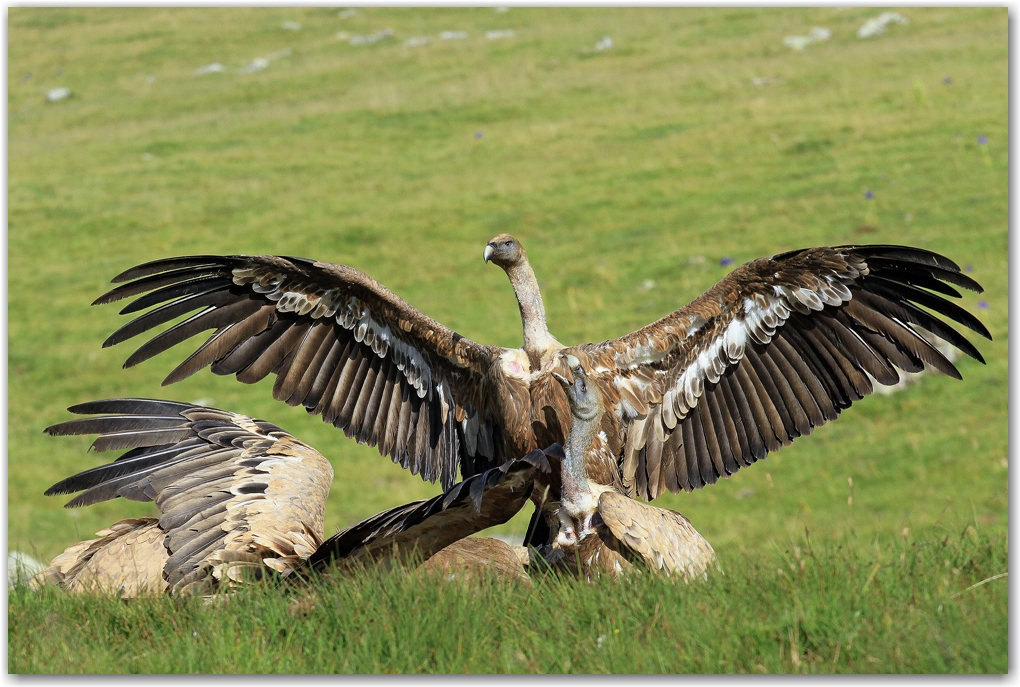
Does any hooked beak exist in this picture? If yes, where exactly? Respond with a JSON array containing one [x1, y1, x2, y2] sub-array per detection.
[[483, 244, 495, 263], [551, 353, 577, 388], [551, 370, 571, 388]]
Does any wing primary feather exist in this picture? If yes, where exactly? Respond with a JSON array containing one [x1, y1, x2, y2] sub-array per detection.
[[108, 256, 235, 284], [94, 266, 229, 306], [165, 305, 276, 385], [211, 315, 292, 376], [771, 334, 830, 424], [695, 395, 726, 481], [289, 325, 339, 407], [103, 286, 235, 348], [272, 320, 332, 403], [119, 276, 234, 315], [735, 357, 787, 449], [867, 276, 990, 339], [744, 347, 798, 441], [705, 381, 740, 474], [236, 321, 311, 384], [307, 335, 353, 414], [680, 411, 702, 490], [758, 345, 812, 436]]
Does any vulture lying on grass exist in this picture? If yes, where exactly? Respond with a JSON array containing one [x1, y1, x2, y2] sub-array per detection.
[[549, 355, 717, 581], [34, 399, 554, 596], [90, 236, 990, 547]]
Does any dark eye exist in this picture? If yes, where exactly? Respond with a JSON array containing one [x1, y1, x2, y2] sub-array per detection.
[[504, 241, 511, 247], [580, 383, 587, 393]]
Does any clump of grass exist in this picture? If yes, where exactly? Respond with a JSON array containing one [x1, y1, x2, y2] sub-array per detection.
[[10, 524, 1006, 673]]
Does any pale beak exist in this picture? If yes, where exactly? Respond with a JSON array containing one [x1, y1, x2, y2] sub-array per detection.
[[551, 371, 571, 388], [483, 244, 495, 263]]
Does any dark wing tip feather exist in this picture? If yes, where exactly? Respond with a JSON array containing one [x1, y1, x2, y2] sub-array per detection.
[[108, 255, 238, 284]]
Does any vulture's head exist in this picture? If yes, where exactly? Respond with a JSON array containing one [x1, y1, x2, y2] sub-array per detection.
[[483, 234, 525, 269], [552, 354, 602, 421]]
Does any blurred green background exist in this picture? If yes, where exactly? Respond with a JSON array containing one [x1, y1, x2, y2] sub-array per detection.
[[9, 7, 1006, 564]]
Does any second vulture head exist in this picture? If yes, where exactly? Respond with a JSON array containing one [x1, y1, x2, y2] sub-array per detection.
[[483, 233, 525, 269], [552, 354, 602, 422]]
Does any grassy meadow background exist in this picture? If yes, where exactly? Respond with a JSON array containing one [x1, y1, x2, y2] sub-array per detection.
[[8, 7, 1007, 673]]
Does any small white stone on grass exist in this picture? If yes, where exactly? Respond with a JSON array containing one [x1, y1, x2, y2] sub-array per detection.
[[350, 29, 394, 45], [639, 280, 656, 292], [338, 9, 358, 19], [282, 20, 301, 31], [783, 26, 830, 50], [9, 552, 45, 587], [858, 12, 908, 39], [440, 30, 468, 40], [142, 153, 154, 161], [594, 36, 613, 51], [404, 37, 432, 48], [486, 29, 516, 40], [494, 6, 509, 12], [194, 63, 224, 76], [240, 57, 269, 74], [46, 87, 71, 102], [145, 75, 156, 84]]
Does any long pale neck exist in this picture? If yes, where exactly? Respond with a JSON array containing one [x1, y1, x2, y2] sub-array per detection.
[[561, 412, 600, 502], [505, 260, 553, 368]]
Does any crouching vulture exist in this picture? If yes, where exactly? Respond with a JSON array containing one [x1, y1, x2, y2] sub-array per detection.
[[549, 355, 717, 581], [34, 399, 555, 596], [89, 236, 990, 547]]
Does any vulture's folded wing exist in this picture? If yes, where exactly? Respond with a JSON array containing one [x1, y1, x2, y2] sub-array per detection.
[[94, 255, 506, 489], [309, 447, 553, 572], [44, 398, 333, 594], [589, 245, 991, 499], [597, 491, 717, 580]]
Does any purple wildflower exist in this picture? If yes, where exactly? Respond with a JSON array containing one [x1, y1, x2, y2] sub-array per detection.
[[978, 135, 988, 145], [720, 257, 734, 267], [474, 130, 483, 139], [978, 300, 989, 310], [964, 265, 973, 273], [943, 76, 952, 84], [865, 190, 874, 199]]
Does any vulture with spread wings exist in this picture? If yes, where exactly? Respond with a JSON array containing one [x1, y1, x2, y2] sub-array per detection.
[[34, 399, 554, 596], [91, 236, 990, 547]]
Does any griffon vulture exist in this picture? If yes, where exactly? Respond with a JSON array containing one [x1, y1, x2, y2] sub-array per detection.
[[88, 237, 990, 546], [34, 399, 553, 596], [549, 355, 717, 581]]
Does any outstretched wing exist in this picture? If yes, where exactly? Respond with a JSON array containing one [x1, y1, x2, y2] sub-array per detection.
[[44, 398, 334, 595], [597, 491, 717, 580], [309, 447, 553, 572], [94, 255, 506, 489], [587, 245, 991, 499]]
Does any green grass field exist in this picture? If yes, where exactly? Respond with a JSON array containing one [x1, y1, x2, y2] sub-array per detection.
[[8, 7, 1007, 674]]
